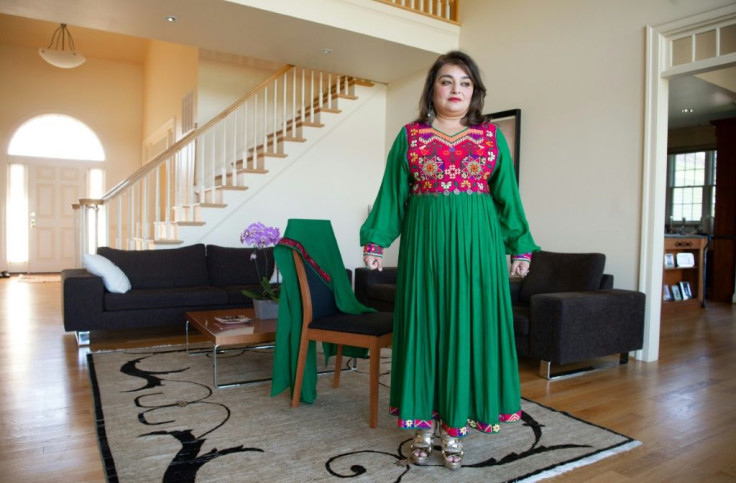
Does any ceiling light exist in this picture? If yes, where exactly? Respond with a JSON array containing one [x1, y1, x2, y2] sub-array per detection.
[[681, 108, 694, 113], [322, 48, 333, 55], [38, 23, 86, 69], [164, 15, 177, 22]]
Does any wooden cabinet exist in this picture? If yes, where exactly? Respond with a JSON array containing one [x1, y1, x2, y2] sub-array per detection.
[[662, 236, 707, 312]]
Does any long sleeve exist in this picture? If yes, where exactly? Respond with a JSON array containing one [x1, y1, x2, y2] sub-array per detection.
[[488, 128, 540, 256], [360, 128, 412, 248]]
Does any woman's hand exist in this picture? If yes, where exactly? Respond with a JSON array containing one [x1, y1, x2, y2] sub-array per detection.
[[510, 259, 530, 278], [364, 255, 383, 271]]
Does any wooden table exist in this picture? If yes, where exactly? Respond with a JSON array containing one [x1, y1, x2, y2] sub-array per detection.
[[185, 308, 277, 388]]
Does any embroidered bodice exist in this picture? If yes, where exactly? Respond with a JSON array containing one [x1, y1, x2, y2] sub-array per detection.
[[407, 122, 498, 195]]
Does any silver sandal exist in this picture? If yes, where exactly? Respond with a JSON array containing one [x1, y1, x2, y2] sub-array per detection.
[[441, 429, 464, 470], [409, 422, 436, 465]]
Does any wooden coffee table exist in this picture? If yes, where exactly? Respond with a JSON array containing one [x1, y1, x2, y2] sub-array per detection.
[[185, 308, 277, 388]]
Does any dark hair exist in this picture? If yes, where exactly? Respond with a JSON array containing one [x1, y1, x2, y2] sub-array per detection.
[[415, 50, 487, 126]]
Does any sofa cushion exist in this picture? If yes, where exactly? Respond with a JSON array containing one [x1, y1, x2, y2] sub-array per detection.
[[519, 251, 605, 305], [206, 245, 274, 287], [97, 244, 209, 290], [512, 306, 531, 336], [103, 286, 227, 311], [366, 283, 397, 303], [82, 253, 131, 293]]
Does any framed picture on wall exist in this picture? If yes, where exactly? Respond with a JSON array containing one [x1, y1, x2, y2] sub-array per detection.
[[485, 109, 521, 183]]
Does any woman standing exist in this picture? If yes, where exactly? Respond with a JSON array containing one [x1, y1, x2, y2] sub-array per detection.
[[360, 51, 539, 470]]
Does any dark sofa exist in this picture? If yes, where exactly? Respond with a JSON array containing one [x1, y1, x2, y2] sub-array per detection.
[[61, 243, 275, 345]]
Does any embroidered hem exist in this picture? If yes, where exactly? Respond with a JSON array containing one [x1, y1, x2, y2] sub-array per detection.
[[363, 243, 384, 258], [389, 406, 522, 438]]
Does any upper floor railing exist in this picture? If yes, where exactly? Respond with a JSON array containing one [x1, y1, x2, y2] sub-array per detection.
[[375, 0, 459, 23]]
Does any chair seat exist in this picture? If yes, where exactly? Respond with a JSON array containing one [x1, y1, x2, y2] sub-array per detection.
[[309, 311, 393, 336]]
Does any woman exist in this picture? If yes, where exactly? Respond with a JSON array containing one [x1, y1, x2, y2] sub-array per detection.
[[360, 51, 539, 470]]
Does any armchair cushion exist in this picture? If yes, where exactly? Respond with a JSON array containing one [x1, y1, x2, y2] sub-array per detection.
[[519, 251, 605, 305]]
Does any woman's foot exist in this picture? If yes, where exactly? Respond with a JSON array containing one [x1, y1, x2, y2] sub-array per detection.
[[441, 428, 464, 470], [409, 422, 436, 465]]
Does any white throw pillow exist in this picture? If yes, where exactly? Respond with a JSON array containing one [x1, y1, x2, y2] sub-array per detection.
[[83, 253, 132, 293]]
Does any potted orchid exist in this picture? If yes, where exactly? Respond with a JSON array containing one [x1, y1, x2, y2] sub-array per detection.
[[239, 222, 281, 318]]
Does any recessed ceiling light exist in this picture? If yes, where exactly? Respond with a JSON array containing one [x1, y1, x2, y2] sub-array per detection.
[[322, 48, 333, 55], [164, 15, 177, 23], [681, 108, 694, 113]]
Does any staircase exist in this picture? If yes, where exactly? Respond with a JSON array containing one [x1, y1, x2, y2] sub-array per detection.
[[77, 65, 374, 255]]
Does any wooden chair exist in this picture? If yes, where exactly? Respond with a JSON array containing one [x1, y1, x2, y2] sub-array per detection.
[[290, 251, 393, 428]]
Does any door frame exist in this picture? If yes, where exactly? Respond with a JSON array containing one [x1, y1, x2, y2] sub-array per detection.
[[638, 4, 736, 362]]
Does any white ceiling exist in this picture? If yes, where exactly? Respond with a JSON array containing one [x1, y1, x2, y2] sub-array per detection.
[[1, 0, 734, 128]]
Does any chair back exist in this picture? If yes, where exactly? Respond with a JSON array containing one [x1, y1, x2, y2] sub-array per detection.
[[518, 251, 606, 305], [292, 251, 339, 326]]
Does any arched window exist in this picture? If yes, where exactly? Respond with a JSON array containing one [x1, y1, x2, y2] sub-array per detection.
[[8, 114, 105, 161]]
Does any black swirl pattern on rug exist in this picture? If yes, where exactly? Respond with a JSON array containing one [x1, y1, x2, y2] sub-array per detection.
[[325, 408, 591, 482], [120, 349, 263, 483]]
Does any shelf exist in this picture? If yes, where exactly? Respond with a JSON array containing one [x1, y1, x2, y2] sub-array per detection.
[[662, 236, 707, 311]]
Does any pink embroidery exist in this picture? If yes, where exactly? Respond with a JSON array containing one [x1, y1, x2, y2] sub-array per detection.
[[406, 123, 499, 195], [389, 406, 521, 437], [277, 238, 331, 283], [362, 243, 384, 257]]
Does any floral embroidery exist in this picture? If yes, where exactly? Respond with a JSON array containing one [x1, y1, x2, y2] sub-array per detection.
[[406, 122, 499, 195], [362, 243, 384, 258], [390, 406, 521, 438], [277, 238, 331, 283]]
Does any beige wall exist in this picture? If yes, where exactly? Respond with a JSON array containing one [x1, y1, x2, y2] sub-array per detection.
[[0, 42, 144, 269], [142, 41, 198, 141], [451, 0, 733, 289]]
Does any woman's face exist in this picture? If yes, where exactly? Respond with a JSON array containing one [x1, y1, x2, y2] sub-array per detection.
[[431, 63, 473, 119]]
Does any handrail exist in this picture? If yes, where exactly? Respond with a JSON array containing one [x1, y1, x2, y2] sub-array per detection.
[[84, 63, 364, 255], [103, 64, 294, 201]]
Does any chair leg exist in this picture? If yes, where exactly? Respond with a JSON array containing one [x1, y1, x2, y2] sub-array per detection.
[[333, 344, 343, 388], [291, 336, 311, 409], [369, 343, 380, 428]]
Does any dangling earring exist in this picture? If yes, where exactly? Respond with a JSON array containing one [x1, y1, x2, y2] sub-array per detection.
[[428, 105, 434, 120]]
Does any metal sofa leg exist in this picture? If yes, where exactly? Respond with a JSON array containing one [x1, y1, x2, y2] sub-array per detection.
[[539, 354, 631, 380], [75, 331, 90, 346]]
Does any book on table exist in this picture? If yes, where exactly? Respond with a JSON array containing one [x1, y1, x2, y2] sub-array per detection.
[[214, 314, 252, 324]]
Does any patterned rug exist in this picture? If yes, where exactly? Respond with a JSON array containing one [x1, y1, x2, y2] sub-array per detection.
[[88, 346, 640, 482]]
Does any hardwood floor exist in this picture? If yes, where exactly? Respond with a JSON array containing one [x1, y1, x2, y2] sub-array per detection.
[[0, 275, 734, 482]]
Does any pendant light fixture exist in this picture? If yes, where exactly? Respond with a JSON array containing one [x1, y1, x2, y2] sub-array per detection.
[[38, 23, 86, 69]]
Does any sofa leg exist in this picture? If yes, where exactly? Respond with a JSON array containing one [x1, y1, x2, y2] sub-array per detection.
[[539, 354, 630, 380], [75, 331, 90, 347]]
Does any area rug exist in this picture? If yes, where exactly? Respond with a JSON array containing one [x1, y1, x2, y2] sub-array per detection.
[[88, 346, 640, 482]]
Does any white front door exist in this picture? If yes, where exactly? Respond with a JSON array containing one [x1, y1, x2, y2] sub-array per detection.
[[22, 158, 88, 272]]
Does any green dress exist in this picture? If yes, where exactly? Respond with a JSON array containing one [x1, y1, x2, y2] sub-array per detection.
[[360, 122, 539, 437]]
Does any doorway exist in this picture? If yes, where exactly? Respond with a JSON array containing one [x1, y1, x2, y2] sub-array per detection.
[[5, 114, 105, 273]]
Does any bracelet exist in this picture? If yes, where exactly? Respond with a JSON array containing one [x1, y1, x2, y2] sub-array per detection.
[[363, 243, 384, 258], [512, 253, 531, 262]]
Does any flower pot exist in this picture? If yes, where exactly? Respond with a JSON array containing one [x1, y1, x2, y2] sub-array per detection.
[[252, 298, 279, 320]]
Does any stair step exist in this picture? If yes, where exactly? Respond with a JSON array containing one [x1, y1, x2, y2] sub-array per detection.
[[176, 221, 206, 226], [200, 202, 227, 208], [263, 152, 288, 158], [152, 239, 183, 245], [242, 168, 269, 174], [336, 93, 358, 100], [320, 107, 342, 114], [219, 185, 249, 191], [283, 136, 307, 142], [301, 122, 325, 128]]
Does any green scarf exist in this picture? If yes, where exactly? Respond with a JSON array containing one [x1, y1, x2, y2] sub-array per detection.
[[270, 219, 374, 403]]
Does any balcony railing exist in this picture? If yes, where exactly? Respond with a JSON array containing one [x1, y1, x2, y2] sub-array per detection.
[[375, 0, 459, 23]]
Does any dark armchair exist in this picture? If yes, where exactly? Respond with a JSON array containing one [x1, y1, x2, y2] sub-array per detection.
[[511, 251, 645, 379]]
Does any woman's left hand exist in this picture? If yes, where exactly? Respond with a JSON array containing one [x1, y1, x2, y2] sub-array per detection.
[[510, 260, 530, 278]]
